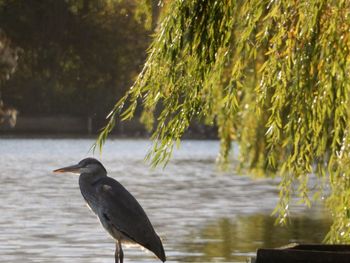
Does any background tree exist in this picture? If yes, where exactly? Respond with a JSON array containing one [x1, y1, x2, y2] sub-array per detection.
[[0, 29, 18, 81], [0, 28, 19, 126], [0, 0, 153, 120], [99, 0, 350, 242]]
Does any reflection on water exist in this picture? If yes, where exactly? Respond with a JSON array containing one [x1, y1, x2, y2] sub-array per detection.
[[0, 138, 330, 263], [182, 215, 330, 262]]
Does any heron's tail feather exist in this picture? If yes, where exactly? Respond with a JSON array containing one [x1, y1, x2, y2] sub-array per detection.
[[147, 234, 166, 262], [157, 240, 166, 262]]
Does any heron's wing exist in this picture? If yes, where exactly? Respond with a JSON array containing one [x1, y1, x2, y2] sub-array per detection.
[[95, 177, 165, 261]]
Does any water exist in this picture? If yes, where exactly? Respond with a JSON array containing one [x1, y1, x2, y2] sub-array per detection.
[[0, 138, 330, 262]]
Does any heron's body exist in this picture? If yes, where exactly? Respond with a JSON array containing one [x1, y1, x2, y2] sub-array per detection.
[[54, 158, 166, 263]]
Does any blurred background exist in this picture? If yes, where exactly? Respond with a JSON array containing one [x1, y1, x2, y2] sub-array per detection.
[[0, 1, 330, 262], [0, 0, 157, 135]]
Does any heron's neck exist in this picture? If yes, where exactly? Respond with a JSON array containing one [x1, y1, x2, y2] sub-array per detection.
[[78, 172, 106, 215], [79, 171, 106, 184]]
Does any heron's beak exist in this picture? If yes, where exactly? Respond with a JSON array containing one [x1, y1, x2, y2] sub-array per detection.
[[53, 163, 82, 174]]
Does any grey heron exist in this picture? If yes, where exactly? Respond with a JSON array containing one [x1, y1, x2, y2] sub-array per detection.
[[53, 157, 166, 263]]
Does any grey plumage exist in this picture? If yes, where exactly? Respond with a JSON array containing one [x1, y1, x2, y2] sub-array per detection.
[[54, 158, 166, 263]]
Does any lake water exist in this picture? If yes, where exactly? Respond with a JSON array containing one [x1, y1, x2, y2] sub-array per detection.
[[0, 138, 330, 262]]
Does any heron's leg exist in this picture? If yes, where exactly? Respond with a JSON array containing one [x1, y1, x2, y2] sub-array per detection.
[[115, 242, 120, 263], [118, 241, 124, 263]]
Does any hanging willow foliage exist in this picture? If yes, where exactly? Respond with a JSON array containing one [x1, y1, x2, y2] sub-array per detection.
[[97, 0, 350, 242]]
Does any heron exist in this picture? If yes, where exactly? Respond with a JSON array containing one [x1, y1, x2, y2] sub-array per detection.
[[53, 157, 166, 263]]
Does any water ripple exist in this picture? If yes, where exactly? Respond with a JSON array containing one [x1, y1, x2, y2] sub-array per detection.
[[0, 138, 329, 262]]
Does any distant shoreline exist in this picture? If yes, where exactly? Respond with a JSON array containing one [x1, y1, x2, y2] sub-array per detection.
[[0, 115, 218, 139]]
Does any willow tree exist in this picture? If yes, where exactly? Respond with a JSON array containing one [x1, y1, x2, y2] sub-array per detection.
[[97, 0, 350, 242]]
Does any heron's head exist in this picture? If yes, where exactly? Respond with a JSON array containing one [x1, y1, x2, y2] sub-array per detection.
[[53, 157, 107, 175]]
